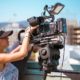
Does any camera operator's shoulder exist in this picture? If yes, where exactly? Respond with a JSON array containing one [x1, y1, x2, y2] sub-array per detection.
[[5, 63, 18, 73], [3, 63, 18, 80]]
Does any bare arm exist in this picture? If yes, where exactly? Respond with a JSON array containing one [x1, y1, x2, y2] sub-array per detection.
[[0, 26, 38, 63], [10, 45, 21, 53]]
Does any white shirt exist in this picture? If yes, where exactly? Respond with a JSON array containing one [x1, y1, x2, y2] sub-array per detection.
[[0, 63, 18, 80]]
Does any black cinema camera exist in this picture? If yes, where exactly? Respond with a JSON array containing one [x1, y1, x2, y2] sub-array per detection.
[[27, 3, 67, 73], [27, 16, 67, 37]]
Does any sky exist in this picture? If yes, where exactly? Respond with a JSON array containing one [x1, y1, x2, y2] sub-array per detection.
[[0, 0, 80, 23]]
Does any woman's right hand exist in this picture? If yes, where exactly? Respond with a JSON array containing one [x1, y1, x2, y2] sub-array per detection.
[[25, 25, 39, 34]]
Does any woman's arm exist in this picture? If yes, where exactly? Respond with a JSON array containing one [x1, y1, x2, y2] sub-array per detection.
[[0, 26, 38, 63], [10, 45, 21, 53]]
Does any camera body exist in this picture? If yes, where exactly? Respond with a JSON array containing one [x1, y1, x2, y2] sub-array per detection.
[[27, 16, 67, 37]]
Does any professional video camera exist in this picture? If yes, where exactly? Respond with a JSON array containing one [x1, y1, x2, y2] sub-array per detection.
[[27, 2, 66, 73]]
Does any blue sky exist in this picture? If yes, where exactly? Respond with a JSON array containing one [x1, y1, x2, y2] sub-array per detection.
[[0, 0, 80, 23]]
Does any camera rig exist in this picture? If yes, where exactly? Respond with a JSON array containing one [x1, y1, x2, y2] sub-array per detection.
[[27, 2, 65, 65], [26, 2, 67, 80]]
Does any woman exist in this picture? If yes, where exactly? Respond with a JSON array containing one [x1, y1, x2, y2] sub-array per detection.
[[0, 26, 38, 80]]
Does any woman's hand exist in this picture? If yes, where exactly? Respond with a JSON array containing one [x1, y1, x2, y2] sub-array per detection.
[[25, 25, 39, 34]]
